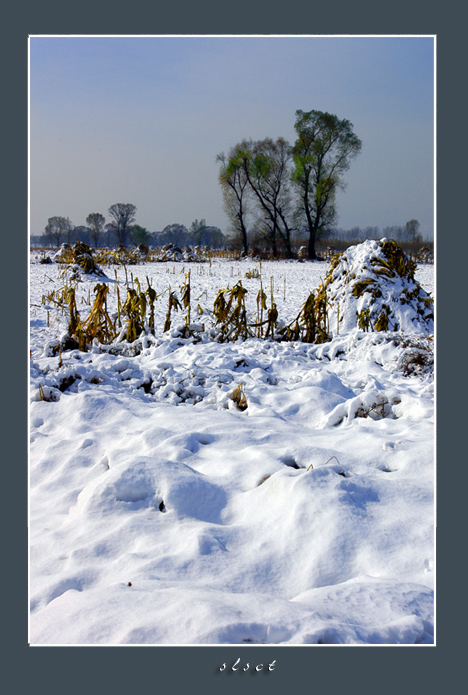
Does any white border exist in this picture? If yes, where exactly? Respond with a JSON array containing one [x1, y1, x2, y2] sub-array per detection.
[[28, 34, 437, 648]]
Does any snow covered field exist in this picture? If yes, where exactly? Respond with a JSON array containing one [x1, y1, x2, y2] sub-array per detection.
[[29, 245, 435, 645]]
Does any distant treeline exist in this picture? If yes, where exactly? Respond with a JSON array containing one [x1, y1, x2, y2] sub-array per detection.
[[31, 218, 227, 250], [31, 211, 432, 260], [324, 224, 427, 243]]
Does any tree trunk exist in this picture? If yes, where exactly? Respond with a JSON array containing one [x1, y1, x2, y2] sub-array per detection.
[[305, 200, 318, 260], [238, 206, 248, 255], [308, 226, 317, 260], [271, 230, 277, 259], [241, 226, 248, 256]]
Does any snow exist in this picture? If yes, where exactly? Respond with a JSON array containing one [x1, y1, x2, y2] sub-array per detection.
[[321, 239, 433, 336], [29, 245, 435, 645]]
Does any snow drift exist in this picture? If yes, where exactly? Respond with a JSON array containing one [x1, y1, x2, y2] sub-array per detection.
[[29, 243, 435, 645]]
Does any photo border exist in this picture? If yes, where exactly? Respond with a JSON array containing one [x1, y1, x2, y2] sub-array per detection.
[[7, 1, 462, 691]]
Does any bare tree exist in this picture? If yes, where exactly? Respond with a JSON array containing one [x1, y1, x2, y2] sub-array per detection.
[[108, 203, 137, 247], [86, 213, 106, 247], [240, 137, 295, 258], [43, 216, 73, 247], [217, 146, 251, 255]]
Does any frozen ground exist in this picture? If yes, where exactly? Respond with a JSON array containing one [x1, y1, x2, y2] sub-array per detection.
[[29, 249, 435, 645]]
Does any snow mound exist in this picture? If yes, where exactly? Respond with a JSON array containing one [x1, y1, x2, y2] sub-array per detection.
[[68, 456, 227, 524], [320, 239, 434, 336], [30, 578, 433, 645]]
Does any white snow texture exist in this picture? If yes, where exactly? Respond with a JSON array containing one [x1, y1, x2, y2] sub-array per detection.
[[29, 242, 435, 645]]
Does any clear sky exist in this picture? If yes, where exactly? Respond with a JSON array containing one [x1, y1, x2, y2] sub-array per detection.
[[29, 35, 435, 238]]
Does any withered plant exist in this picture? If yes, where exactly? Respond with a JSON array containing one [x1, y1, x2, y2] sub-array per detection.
[[213, 281, 250, 342], [164, 288, 182, 332], [80, 283, 117, 345], [230, 383, 248, 411], [121, 284, 146, 342]]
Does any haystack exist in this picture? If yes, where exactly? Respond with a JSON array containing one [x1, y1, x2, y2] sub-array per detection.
[[318, 239, 433, 337]]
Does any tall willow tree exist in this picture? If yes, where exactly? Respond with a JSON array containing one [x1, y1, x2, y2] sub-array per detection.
[[292, 110, 362, 260]]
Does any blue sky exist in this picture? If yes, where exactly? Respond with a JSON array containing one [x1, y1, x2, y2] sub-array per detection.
[[29, 35, 435, 238]]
